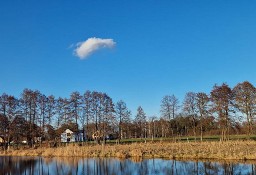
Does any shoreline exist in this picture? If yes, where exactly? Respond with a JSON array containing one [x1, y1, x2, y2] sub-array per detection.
[[1, 140, 256, 161]]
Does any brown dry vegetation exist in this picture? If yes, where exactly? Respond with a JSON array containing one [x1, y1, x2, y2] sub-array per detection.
[[1, 141, 256, 160]]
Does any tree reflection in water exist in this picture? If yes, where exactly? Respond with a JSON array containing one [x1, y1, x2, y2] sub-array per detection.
[[0, 156, 256, 175], [0, 156, 37, 175]]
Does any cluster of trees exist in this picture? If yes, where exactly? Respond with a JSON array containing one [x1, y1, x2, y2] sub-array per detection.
[[0, 81, 255, 146], [0, 90, 117, 147], [159, 81, 256, 141]]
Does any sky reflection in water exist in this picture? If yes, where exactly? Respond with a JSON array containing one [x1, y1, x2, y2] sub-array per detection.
[[0, 156, 255, 175]]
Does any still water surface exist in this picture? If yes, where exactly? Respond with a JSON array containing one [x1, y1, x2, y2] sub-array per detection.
[[1, 156, 256, 175]]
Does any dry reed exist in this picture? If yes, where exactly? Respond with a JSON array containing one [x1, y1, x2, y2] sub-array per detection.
[[1, 141, 256, 160]]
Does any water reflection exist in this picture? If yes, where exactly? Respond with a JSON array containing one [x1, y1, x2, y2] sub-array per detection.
[[1, 156, 256, 175]]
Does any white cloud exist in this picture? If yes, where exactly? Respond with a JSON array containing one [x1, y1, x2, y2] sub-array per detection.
[[74, 37, 116, 59]]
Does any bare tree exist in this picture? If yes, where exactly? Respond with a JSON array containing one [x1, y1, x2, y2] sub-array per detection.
[[0, 114, 9, 149], [43, 95, 56, 142], [233, 81, 256, 137], [81, 91, 92, 140], [148, 116, 158, 141], [210, 83, 233, 141], [102, 94, 115, 143], [134, 106, 147, 139], [56, 97, 72, 127], [88, 91, 116, 144], [0, 94, 21, 148], [115, 100, 131, 142], [69, 91, 82, 130], [160, 95, 179, 137], [91, 92, 102, 132], [183, 92, 197, 140], [38, 93, 47, 142], [10, 115, 28, 145], [0, 93, 8, 116], [20, 89, 41, 147], [196, 92, 210, 141], [46, 95, 56, 126]]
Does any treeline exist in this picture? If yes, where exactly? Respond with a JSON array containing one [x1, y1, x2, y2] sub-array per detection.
[[0, 81, 255, 147]]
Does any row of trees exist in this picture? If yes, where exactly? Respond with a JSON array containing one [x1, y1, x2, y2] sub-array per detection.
[[0, 81, 255, 146], [160, 81, 256, 141]]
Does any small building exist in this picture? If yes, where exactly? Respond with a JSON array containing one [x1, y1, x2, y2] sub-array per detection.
[[0, 136, 4, 143], [61, 129, 85, 143]]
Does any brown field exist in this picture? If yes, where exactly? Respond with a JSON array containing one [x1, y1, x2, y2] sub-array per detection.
[[1, 141, 256, 160]]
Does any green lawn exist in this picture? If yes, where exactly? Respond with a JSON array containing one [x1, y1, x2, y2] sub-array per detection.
[[104, 134, 256, 144], [55, 134, 256, 147]]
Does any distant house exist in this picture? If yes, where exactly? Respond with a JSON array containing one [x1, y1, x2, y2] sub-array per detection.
[[0, 136, 4, 143], [61, 129, 85, 143]]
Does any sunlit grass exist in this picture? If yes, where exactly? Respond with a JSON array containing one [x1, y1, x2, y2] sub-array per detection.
[[2, 138, 256, 160], [106, 134, 256, 143]]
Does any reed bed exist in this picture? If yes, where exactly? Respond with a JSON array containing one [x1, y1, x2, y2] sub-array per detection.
[[1, 141, 256, 160]]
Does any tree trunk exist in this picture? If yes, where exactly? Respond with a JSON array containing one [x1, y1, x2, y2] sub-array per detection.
[[200, 125, 203, 142]]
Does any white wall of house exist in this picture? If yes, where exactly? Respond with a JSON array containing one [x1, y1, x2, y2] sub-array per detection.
[[61, 129, 75, 142], [60, 129, 85, 142]]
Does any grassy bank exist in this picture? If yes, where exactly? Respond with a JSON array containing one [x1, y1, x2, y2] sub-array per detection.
[[1, 140, 256, 160], [104, 134, 256, 144]]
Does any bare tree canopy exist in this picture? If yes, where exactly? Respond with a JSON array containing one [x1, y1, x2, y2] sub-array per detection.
[[233, 81, 256, 136], [160, 95, 179, 121], [210, 83, 233, 141], [115, 100, 131, 140]]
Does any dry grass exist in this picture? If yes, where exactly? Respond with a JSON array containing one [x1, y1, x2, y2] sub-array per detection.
[[1, 141, 256, 160]]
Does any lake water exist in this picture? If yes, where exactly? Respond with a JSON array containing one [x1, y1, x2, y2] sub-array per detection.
[[0, 156, 255, 175]]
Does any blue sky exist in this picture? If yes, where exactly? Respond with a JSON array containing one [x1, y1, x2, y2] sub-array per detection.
[[0, 1, 256, 117]]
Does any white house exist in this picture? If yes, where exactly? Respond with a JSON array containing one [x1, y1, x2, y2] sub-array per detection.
[[61, 129, 85, 143]]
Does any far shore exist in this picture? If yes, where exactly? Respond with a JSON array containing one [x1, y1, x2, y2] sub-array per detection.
[[1, 140, 256, 161]]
